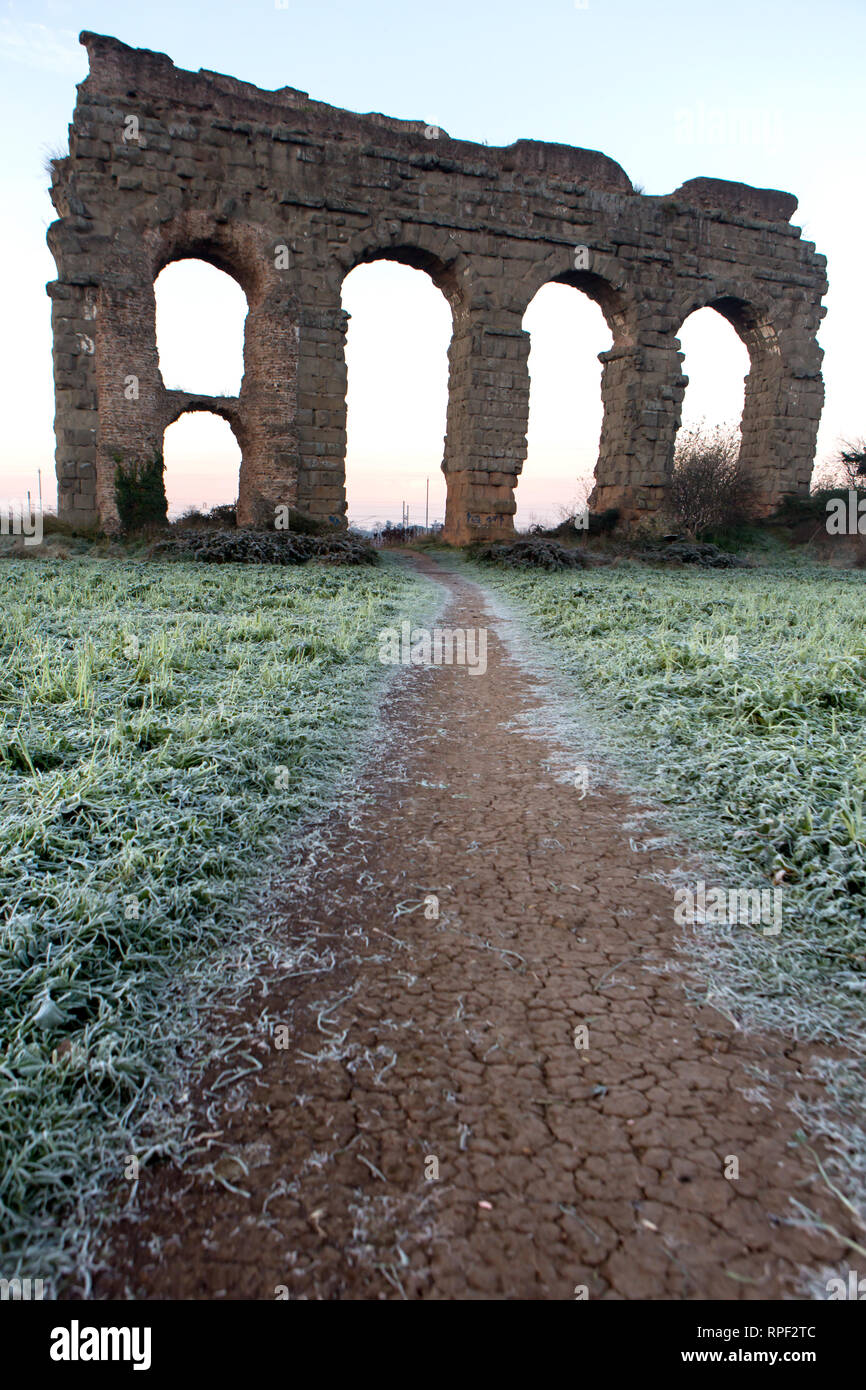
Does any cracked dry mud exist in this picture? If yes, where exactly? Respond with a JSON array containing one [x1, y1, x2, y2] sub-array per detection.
[[92, 556, 857, 1300]]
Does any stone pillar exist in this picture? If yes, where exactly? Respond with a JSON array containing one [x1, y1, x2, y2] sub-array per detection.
[[50, 228, 304, 532], [589, 343, 687, 524], [47, 220, 101, 527], [441, 307, 530, 545], [293, 301, 349, 526], [739, 338, 824, 513], [235, 284, 300, 526], [93, 270, 166, 532]]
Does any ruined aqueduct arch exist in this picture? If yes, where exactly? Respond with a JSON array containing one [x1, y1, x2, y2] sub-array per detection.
[[48, 32, 828, 542]]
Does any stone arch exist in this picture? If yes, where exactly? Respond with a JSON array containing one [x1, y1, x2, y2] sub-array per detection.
[[519, 279, 615, 523], [340, 256, 452, 529], [672, 299, 753, 458], [547, 269, 634, 346], [154, 258, 247, 398], [670, 286, 810, 512], [307, 234, 477, 536], [150, 218, 273, 308], [86, 213, 300, 530], [336, 226, 476, 313], [518, 256, 636, 345], [516, 262, 662, 526], [163, 394, 246, 446], [672, 283, 781, 359], [587, 283, 787, 524], [161, 406, 243, 517], [347, 245, 463, 312]]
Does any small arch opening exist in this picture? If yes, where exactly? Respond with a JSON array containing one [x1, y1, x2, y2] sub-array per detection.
[[675, 305, 752, 445], [520, 282, 613, 528], [350, 244, 461, 310], [162, 411, 241, 521], [707, 295, 781, 361], [154, 259, 247, 397], [550, 269, 631, 344], [341, 260, 452, 532]]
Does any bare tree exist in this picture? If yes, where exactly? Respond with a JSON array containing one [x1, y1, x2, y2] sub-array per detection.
[[837, 438, 866, 488], [667, 422, 755, 535], [810, 439, 866, 492], [555, 476, 593, 525], [810, 458, 842, 492]]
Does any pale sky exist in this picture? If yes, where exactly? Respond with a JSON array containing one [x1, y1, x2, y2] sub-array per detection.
[[1, 0, 862, 526]]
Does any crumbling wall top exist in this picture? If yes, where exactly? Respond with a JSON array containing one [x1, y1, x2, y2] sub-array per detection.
[[670, 176, 798, 223], [76, 30, 799, 219]]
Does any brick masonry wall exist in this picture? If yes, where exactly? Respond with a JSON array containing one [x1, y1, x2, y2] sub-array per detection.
[[47, 31, 828, 540]]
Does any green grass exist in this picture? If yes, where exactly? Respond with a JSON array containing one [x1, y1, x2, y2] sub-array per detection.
[[0, 555, 433, 1286], [468, 557, 866, 1214]]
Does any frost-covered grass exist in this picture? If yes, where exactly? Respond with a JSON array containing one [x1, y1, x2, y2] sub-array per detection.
[[469, 558, 866, 1214], [0, 555, 433, 1285]]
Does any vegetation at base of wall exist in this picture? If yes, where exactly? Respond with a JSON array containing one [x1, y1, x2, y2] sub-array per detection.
[[772, 488, 866, 528], [469, 538, 588, 570], [172, 503, 238, 530], [524, 508, 620, 540], [666, 423, 755, 536], [692, 522, 776, 554], [42, 513, 103, 541], [468, 557, 866, 1217], [0, 555, 434, 1286], [168, 504, 343, 537], [152, 528, 378, 565], [113, 451, 169, 535], [637, 539, 749, 568], [245, 496, 342, 535], [277, 507, 339, 536]]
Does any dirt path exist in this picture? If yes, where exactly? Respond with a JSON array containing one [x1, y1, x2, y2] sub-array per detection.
[[91, 557, 856, 1300]]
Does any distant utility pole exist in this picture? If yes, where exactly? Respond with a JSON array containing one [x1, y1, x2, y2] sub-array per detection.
[[37, 469, 42, 508], [425, 477, 429, 531]]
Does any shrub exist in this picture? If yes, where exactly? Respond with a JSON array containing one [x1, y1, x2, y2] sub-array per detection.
[[640, 539, 748, 568], [172, 503, 238, 530], [151, 528, 378, 566], [41, 513, 101, 540], [250, 498, 338, 535], [468, 538, 588, 570], [667, 424, 755, 536], [527, 508, 619, 540], [837, 438, 866, 487], [114, 451, 168, 534], [276, 507, 336, 536], [380, 522, 425, 546]]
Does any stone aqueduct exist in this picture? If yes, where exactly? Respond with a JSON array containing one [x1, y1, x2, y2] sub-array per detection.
[[48, 32, 828, 542]]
